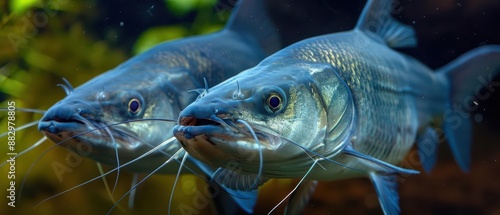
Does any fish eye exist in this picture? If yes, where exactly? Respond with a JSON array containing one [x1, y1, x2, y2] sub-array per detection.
[[263, 88, 286, 114], [267, 94, 282, 111], [128, 98, 141, 114]]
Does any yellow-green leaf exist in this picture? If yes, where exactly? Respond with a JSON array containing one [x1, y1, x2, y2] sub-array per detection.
[[165, 0, 217, 17], [133, 25, 188, 55], [9, 0, 39, 15]]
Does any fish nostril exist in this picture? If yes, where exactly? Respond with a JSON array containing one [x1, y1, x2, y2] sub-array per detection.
[[180, 116, 197, 126], [216, 113, 228, 119]]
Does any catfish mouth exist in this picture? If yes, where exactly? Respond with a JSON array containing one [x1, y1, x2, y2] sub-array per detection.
[[39, 117, 89, 137], [177, 115, 244, 138], [38, 116, 95, 153], [39, 114, 138, 151], [180, 116, 222, 127], [174, 115, 282, 150]]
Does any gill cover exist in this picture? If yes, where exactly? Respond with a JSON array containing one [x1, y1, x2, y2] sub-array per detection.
[[308, 63, 357, 156]]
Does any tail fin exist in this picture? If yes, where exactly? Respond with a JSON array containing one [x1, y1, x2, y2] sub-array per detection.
[[355, 0, 416, 48], [224, 0, 281, 55], [438, 45, 500, 172]]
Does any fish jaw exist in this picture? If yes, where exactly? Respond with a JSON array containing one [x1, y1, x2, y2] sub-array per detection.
[[39, 119, 89, 137], [38, 98, 103, 147], [39, 116, 134, 154], [39, 120, 93, 152], [173, 125, 234, 167], [173, 116, 284, 169]]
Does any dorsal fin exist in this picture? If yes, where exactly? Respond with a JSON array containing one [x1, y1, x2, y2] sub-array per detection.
[[355, 0, 416, 48], [224, 0, 281, 55]]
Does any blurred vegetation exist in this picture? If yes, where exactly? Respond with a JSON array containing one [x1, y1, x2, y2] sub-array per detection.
[[0, 0, 228, 101], [0, 0, 232, 214]]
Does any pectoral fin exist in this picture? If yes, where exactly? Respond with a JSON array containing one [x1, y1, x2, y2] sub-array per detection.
[[211, 186, 258, 215], [211, 168, 265, 214], [343, 144, 419, 175], [343, 144, 416, 215], [212, 167, 269, 191], [284, 180, 318, 215], [189, 157, 260, 214]]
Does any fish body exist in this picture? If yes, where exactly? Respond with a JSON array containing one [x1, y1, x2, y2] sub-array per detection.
[[38, 0, 278, 174], [178, 30, 438, 177], [39, 29, 269, 173], [37, 0, 280, 213], [173, 0, 500, 213]]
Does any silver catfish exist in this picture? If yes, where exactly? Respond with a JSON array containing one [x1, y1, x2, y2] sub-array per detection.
[[173, 0, 500, 214], [37, 0, 280, 213]]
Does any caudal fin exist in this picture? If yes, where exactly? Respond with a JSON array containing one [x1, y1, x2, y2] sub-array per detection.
[[224, 0, 281, 55], [438, 45, 500, 172]]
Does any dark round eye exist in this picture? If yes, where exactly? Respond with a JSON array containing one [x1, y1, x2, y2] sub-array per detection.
[[262, 87, 287, 114], [267, 94, 282, 112], [128, 99, 141, 114]]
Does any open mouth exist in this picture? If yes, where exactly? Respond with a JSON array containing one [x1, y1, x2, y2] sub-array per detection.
[[175, 116, 231, 140], [175, 116, 282, 150], [179, 116, 222, 127]]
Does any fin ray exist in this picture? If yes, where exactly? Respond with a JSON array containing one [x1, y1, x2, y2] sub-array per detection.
[[369, 172, 400, 215], [355, 0, 416, 48], [225, 0, 281, 55], [417, 127, 439, 173], [189, 157, 259, 214], [284, 180, 318, 215], [343, 144, 419, 175], [438, 45, 500, 172], [212, 167, 269, 191]]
